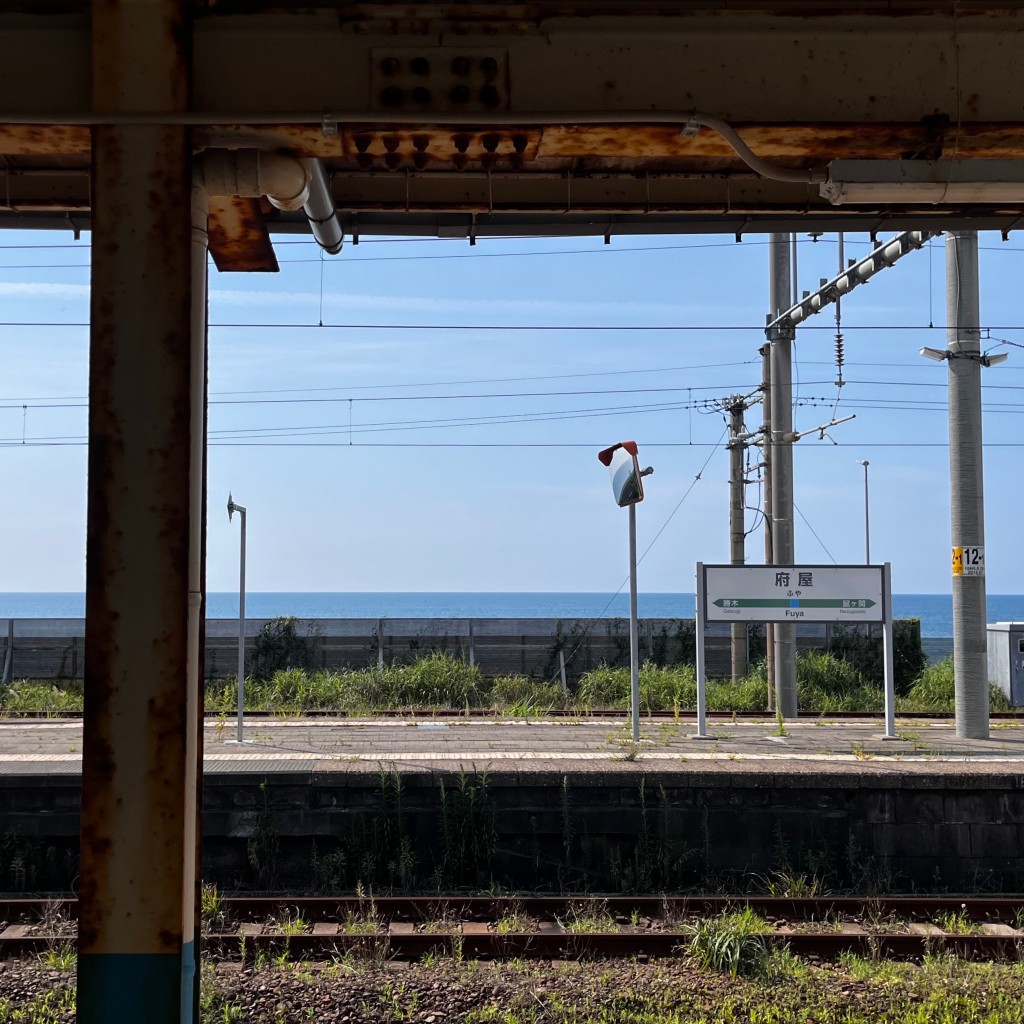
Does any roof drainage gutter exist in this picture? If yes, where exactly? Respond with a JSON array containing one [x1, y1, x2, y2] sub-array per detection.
[[195, 149, 343, 254]]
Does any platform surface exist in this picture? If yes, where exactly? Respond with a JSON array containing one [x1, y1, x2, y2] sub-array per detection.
[[2, 716, 1024, 776]]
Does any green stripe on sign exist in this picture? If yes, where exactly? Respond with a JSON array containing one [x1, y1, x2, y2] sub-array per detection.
[[713, 598, 876, 608], [78, 950, 188, 1024]]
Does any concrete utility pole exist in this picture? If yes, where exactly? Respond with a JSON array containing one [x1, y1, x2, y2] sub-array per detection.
[[759, 228, 936, 720], [768, 233, 798, 718], [760, 344, 774, 709], [728, 397, 748, 680], [946, 231, 989, 740]]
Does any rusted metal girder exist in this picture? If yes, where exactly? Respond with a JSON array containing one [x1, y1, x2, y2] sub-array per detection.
[[4, 119, 1024, 240], [78, 0, 201, 1021], [3, 1, 1024, 234], [2, 121, 1023, 163]]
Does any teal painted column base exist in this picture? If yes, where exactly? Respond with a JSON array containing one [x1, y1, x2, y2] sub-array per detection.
[[79, 945, 193, 1024]]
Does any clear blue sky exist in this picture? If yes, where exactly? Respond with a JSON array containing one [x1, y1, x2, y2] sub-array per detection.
[[2, 229, 1022, 595]]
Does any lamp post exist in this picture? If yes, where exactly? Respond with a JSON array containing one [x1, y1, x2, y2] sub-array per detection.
[[227, 493, 247, 744], [856, 460, 870, 564]]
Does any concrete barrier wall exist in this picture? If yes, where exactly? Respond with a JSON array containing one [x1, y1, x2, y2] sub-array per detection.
[[0, 768, 1019, 894], [1, 616, 913, 682]]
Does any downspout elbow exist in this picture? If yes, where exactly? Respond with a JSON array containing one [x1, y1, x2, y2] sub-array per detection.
[[194, 150, 343, 255]]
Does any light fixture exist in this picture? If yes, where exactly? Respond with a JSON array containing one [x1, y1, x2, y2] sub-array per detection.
[[919, 346, 1010, 367], [822, 159, 1024, 205]]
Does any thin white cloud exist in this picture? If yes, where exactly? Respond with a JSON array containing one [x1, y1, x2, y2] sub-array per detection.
[[0, 280, 711, 318], [0, 282, 89, 299], [209, 287, 703, 318]]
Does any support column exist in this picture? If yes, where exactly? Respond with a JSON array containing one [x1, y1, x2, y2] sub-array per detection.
[[947, 230, 989, 740], [760, 344, 774, 709], [187, 185, 210, 1023], [728, 397, 747, 680], [769, 234, 797, 718], [79, 0, 197, 1018]]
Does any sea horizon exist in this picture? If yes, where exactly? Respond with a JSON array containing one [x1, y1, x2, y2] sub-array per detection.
[[4, 591, 1024, 638]]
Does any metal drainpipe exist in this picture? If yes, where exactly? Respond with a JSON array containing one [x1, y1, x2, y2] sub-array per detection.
[[195, 150, 343, 255]]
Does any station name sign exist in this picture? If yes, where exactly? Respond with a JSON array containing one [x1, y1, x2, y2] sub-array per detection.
[[701, 564, 885, 624]]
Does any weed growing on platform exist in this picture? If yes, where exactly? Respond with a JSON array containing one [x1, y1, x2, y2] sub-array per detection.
[[771, 707, 787, 738]]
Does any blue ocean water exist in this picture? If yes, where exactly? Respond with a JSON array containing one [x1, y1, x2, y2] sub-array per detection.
[[3, 592, 1024, 638]]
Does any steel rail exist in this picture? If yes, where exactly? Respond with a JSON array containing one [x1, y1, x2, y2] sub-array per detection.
[[4, 894, 1024, 922], [2, 895, 1023, 960]]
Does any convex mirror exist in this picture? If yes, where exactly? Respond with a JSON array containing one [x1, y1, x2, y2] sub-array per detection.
[[598, 441, 645, 507]]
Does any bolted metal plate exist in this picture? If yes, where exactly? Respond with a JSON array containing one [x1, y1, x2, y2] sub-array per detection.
[[370, 47, 510, 115], [343, 127, 540, 171]]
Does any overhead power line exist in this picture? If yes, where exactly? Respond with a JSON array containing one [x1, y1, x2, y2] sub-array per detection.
[[7, 320, 1024, 333]]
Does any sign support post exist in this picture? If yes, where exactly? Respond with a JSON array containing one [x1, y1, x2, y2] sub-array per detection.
[[628, 503, 641, 742], [882, 562, 896, 740], [694, 562, 709, 739]]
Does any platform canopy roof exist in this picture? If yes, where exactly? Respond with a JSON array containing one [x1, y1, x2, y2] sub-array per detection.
[[3, 1, 1024, 265]]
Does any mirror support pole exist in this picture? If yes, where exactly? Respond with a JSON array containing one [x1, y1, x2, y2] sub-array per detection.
[[628, 503, 640, 742]]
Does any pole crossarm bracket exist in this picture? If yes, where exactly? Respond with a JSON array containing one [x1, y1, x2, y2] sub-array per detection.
[[920, 346, 1010, 367], [765, 229, 939, 335], [785, 412, 857, 444]]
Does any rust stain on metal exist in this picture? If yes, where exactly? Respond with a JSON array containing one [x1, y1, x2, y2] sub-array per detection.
[[195, 125, 343, 158], [208, 195, 279, 272], [0, 125, 90, 156], [189, 121, 1024, 170], [2, 119, 1024, 164], [322, 1, 1024, 19], [81, 119, 195, 956]]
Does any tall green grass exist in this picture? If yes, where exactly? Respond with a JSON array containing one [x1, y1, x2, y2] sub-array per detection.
[[899, 656, 1010, 712], [0, 680, 83, 715], [0, 652, 1013, 716], [206, 651, 486, 714]]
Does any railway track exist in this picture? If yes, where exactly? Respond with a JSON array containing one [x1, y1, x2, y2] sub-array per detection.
[[3, 709, 1022, 721], [3, 895, 1024, 960]]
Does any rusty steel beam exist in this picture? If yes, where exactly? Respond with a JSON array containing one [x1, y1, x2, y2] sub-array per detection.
[[4, 120, 1024, 164], [1, 4, 1024, 233], [78, 0, 200, 1021], [207, 195, 278, 272]]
